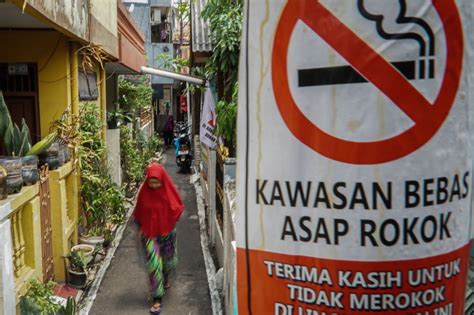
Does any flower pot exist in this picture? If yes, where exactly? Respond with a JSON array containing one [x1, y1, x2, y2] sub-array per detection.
[[58, 143, 69, 165], [67, 268, 87, 289], [71, 244, 95, 256], [21, 155, 38, 186], [39, 142, 60, 170], [107, 120, 118, 129], [58, 143, 71, 166], [79, 235, 105, 246], [0, 156, 23, 195], [0, 166, 7, 200]]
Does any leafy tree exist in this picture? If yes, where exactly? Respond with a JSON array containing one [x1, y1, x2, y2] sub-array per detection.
[[201, 0, 243, 153], [118, 77, 153, 112], [201, 0, 243, 95]]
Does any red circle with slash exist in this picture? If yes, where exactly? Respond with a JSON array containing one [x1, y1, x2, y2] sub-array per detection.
[[272, 0, 463, 164]]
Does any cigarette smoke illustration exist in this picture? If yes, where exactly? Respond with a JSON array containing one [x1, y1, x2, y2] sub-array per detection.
[[357, 0, 435, 79]]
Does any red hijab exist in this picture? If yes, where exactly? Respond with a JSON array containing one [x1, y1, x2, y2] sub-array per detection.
[[133, 163, 184, 238]]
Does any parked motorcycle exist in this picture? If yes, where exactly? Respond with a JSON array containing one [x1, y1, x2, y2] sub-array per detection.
[[174, 122, 192, 173]]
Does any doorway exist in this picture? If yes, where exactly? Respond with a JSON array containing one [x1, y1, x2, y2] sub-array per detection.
[[0, 63, 40, 143]]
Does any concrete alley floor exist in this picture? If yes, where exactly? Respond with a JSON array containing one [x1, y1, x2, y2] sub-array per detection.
[[90, 148, 212, 315]]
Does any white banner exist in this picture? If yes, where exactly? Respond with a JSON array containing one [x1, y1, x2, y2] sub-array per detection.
[[200, 85, 217, 149], [236, 1, 474, 314]]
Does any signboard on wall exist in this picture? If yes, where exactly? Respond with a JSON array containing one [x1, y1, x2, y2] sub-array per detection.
[[7, 64, 28, 75], [236, 1, 473, 314]]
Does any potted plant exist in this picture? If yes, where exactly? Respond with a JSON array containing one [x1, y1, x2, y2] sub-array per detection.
[[0, 91, 56, 191], [65, 247, 93, 289], [79, 227, 106, 246], [19, 279, 60, 315], [57, 297, 76, 315], [106, 109, 124, 129], [103, 228, 114, 248], [71, 243, 94, 256]]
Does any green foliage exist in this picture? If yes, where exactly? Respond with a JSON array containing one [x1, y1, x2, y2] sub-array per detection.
[[214, 82, 238, 148], [120, 125, 144, 189], [78, 103, 126, 235], [107, 109, 130, 126], [118, 77, 153, 112], [175, 1, 190, 22], [200, 0, 243, 154], [66, 249, 93, 272], [120, 125, 162, 193], [20, 279, 60, 315], [57, 297, 76, 315], [0, 92, 32, 157], [0, 91, 10, 137], [201, 0, 243, 92], [156, 53, 190, 73]]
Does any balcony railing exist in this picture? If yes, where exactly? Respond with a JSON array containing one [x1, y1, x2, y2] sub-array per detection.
[[2, 184, 41, 300]]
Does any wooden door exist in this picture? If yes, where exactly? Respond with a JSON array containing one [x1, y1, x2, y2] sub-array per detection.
[[0, 63, 40, 143], [3, 96, 39, 140], [39, 166, 54, 282]]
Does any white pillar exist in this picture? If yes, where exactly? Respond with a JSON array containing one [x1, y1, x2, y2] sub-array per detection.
[[106, 129, 122, 186], [0, 201, 16, 315]]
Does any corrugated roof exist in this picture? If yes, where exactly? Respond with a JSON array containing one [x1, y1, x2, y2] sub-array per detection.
[[191, 0, 212, 52]]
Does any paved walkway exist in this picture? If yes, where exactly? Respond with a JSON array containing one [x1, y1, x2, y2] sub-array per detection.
[[90, 149, 212, 314]]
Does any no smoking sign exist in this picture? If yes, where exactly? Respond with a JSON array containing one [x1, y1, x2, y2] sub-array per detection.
[[272, 0, 463, 164], [237, 1, 472, 314]]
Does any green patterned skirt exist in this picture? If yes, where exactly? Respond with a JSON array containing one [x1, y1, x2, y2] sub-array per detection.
[[142, 229, 178, 300]]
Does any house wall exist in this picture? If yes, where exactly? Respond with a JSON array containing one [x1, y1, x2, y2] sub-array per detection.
[[11, 0, 119, 60], [0, 30, 71, 137], [149, 43, 174, 84], [0, 31, 107, 138], [125, 2, 174, 84], [90, 0, 119, 58], [0, 27, 106, 299]]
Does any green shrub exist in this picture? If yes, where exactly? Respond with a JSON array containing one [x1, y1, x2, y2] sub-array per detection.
[[120, 125, 163, 192], [78, 103, 126, 235], [20, 279, 59, 315]]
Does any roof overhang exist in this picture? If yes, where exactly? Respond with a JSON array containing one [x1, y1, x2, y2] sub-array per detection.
[[0, 2, 51, 29], [191, 0, 212, 53]]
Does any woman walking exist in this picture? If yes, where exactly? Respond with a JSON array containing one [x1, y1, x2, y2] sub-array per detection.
[[133, 163, 184, 314], [162, 116, 174, 147]]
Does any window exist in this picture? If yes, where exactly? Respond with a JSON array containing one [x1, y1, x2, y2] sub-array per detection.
[[78, 71, 98, 101], [150, 6, 170, 43], [151, 7, 161, 24]]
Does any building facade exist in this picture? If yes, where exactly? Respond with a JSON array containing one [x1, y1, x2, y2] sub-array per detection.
[[123, 0, 177, 132], [0, 0, 145, 312]]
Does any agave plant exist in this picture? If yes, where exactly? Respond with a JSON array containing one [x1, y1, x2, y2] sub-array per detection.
[[0, 91, 56, 157]]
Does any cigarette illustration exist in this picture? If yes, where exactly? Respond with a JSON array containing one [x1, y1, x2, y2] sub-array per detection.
[[298, 0, 435, 87]]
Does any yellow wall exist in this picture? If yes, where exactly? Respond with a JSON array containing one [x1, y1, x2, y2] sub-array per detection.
[[0, 30, 71, 137], [0, 29, 107, 291], [0, 30, 109, 139], [5, 184, 42, 303], [78, 64, 107, 140], [50, 161, 79, 281]]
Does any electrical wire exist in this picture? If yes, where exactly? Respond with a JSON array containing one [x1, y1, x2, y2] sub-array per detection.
[[38, 34, 63, 73]]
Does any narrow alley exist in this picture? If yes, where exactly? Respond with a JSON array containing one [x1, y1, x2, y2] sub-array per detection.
[[90, 148, 212, 315]]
